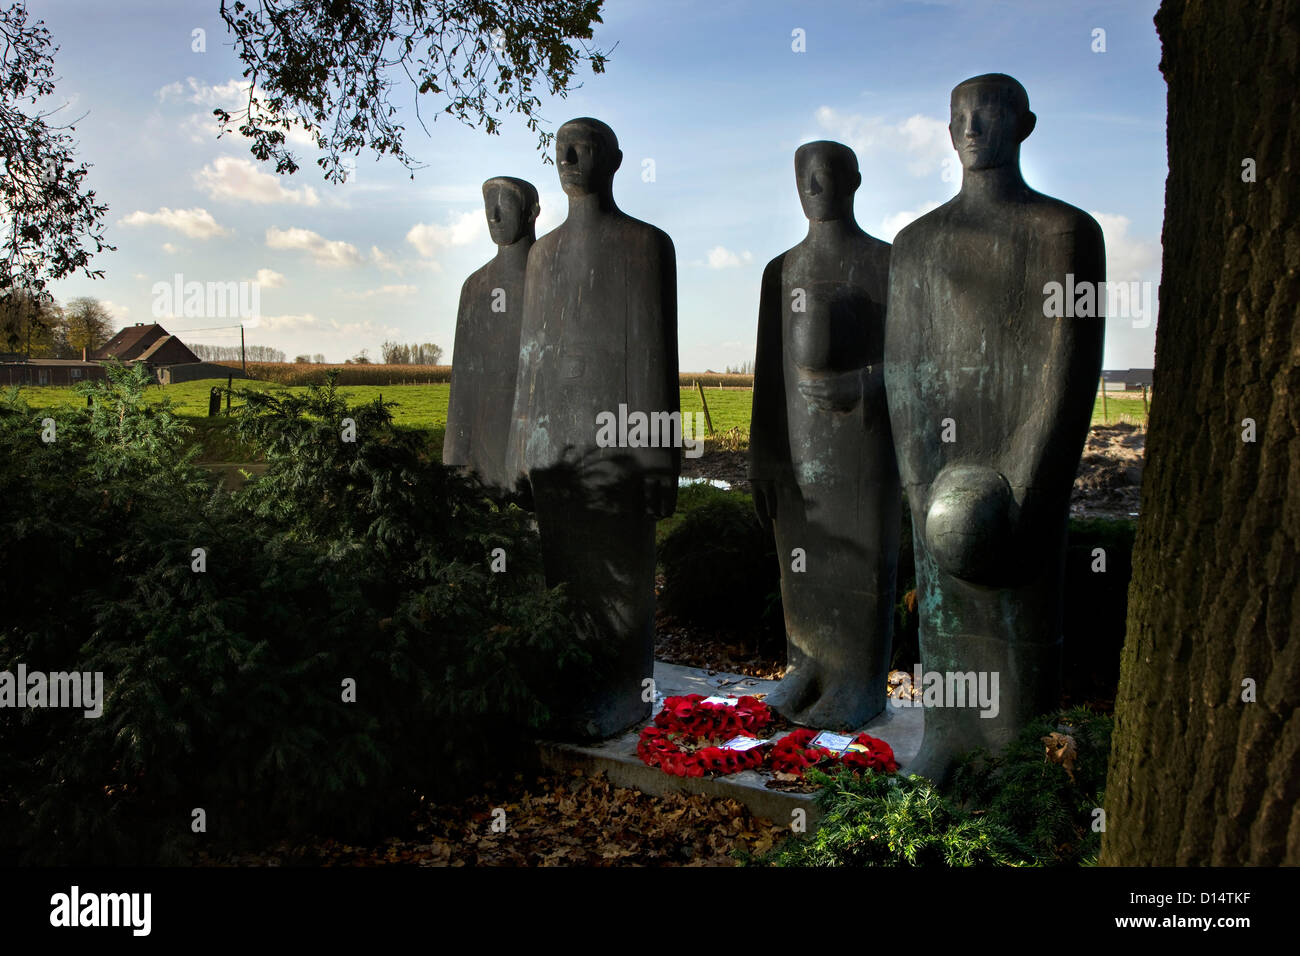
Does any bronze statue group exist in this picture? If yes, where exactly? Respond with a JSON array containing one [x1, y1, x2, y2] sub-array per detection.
[[443, 74, 1103, 782]]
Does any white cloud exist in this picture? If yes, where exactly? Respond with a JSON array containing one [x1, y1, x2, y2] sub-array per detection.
[[1090, 212, 1161, 281], [252, 268, 285, 288], [161, 242, 178, 254], [265, 226, 363, 268], [159, 77, 316, 147], [195, 157, 320, 206], [345, 284, 418, 299], [101, 300, 129, 322], [121, 206, 230, 239], [879, 201, 943, 241], [157, 77, 246, 107], [244, 312, 319, 331], [328, 318, 402, 338], [813, 107, 951, 177], [370, 245, 403, 274], [179, 111, 226, 146], [406, 211, 484, 258], [705, 246, 754, 269], [534, 191, 568, 235]]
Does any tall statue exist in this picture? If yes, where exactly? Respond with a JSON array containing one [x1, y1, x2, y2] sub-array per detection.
[[443, 176, 539, 494], [506, 117, 680, 739], [749, 140, 901, 730], [883, 74, 1105, 782]]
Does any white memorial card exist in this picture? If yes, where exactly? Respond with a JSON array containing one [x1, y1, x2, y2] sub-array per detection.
[[808, 731, 855, 754]]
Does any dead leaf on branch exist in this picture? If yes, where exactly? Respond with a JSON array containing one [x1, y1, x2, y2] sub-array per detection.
[[1041, 731, 1079, 782]]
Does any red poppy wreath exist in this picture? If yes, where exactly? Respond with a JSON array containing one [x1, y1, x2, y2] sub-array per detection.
[[769, 728, 899, 776], [636, 694, 774, 778], [635, 695, 899, 780]]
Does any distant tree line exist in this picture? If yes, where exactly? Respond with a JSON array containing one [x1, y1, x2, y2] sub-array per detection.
[[381, 341, 443, 365], [0, 291, 113, 358], [725, 359, 755, 375], [191, 343, 287, 363], [292, 353, 328, 364]]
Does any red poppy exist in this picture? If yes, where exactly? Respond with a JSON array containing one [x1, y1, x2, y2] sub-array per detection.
[[638, 695, 774, 777]]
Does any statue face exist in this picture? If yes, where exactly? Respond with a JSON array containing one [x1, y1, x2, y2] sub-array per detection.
[[795, 145, 857, 221], [556, 123, 617, 197], [949, 83, 1025, 171], [483, 183, 528, 245]]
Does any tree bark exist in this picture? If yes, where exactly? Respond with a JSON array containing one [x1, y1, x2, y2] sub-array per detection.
[[1101, 0, 1299, 865]]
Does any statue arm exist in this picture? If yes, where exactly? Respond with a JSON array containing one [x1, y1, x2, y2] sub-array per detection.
[[1010, 214, 1106, 538], [441, 278, 474, 468], [749, 256, 789, 480], [628, 230, 680, 518], [504, 261, 544, 492], [882, 238, 935, 501], [749, 255, 790, 527]]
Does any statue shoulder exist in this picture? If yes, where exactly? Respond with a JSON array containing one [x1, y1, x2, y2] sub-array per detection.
[[617, 213, 675, 259], [891, 199, 955, 255], [530, 227, 562, 255], [755, 252, 787, 298], [460, 261, 492, 299], [523, 230, 561, 275], [1030, 193, 1104, 242], [860, 231, 892, 268]]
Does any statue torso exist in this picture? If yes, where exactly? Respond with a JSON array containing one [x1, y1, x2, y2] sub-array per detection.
[[885, 192, 1104, 494], [517, 211, 674, 472]]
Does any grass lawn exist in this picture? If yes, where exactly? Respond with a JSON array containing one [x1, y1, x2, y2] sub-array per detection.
[[9, 379, 1149, 460], [1092, 391, 1148, 426]]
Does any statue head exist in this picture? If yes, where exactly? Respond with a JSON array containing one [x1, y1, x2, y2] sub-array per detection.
[[794, 141, 860, 222], [949, 73, 1036, 172], [482, 176, 539, 245], [556, 118, 622, 198]]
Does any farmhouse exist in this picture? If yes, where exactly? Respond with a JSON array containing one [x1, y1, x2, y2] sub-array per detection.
[[0, 322, 248, 386]]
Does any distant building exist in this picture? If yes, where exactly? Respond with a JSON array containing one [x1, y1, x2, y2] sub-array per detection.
[[92, 322, 202, 365], [0, 357, 105, 387], [1101, 368, 1155, 389], [1, 322, 248, 387]]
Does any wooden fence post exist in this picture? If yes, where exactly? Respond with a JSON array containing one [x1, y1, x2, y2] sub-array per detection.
[[1141, 384, 1149, 424], [694, 380, 714, 436], [1099, 376, 1107, 424]]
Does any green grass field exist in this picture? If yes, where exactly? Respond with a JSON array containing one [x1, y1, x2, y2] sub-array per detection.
[[8, 380, 1149, 463]]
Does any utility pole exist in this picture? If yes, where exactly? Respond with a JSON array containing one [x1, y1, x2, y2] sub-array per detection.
[[240, 324, 247, 375]]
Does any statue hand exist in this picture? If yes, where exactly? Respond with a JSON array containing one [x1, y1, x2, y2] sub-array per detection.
[[796, 368, 864, 412], [644, 473, 677, 519], [752, 479, 778, 530]]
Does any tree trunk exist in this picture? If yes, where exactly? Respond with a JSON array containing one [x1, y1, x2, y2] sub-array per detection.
[[1101, 0, 1299, 865]]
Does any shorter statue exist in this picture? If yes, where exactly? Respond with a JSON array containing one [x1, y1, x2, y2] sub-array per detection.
[[506, 118, 680, 739], [749, 140, 901, 730], [884, 74, 1105, 782], [443, 176, 539, 494]]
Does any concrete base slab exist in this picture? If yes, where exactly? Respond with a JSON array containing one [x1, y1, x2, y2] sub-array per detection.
[[537, 660, 925, 828]]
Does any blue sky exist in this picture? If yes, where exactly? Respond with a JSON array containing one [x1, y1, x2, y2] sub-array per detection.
[[37, 0, 1165, 369]]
